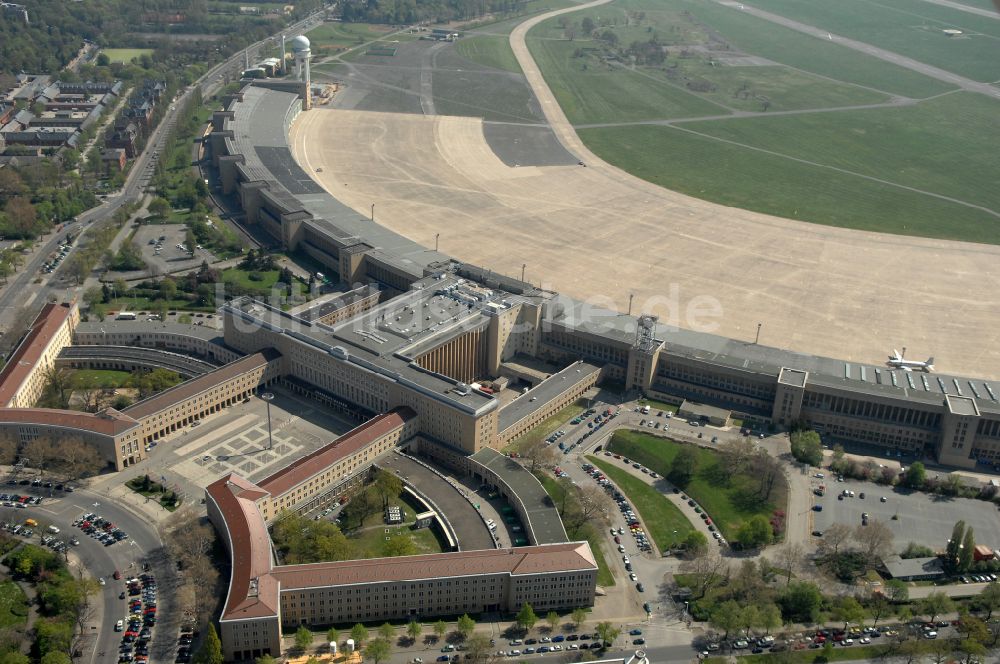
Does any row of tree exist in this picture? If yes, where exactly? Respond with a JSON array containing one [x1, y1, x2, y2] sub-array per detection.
[[0, 433, 105, 480]]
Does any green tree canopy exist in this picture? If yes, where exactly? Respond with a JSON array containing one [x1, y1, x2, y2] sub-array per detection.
[[789, 430, 824, 466], [294, 625, 313, 651], [516, 603, 538, 631], [905, 461, 926, 488], [779, 581, 822, 624], [457, 614, 476, 638], [363, 638, 391, 664], [736, 514, 773, 549], [350, 623, 369, 645], [193, 623, 224, 664]]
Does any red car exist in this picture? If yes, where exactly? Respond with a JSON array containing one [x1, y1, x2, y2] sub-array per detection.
[[113, 570, 122, 580]]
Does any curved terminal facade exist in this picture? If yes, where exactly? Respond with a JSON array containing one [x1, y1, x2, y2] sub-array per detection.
[[209, 81, 1000, 471]]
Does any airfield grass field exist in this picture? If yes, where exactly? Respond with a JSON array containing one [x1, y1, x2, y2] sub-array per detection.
[[100, 48, 154, 64], [308, 22, 392, 55], [455, 35, 523, 73], [523, 0, 1000, 242], [745, 0, 1000, 82]]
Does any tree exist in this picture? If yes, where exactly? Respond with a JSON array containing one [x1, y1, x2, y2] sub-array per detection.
[[350, 623, 368, 646], [779, 581, 822, 624], [956, 614, 989, 645], [680, 548, 730, 598], [433, 620, 447, 641], [710, 600, 742, 639], [833, 596, 865, 630], [378, 622, 394, 641], [789, 430, 823, 466], [958, 639, 986, 664], [457, 614, 475, 638], [5, 197, 36, 236], [374, 469, 403, 510], [193, 624, 223, 664], [295, 625, 313, 652], [901, 542, 935, 559], [736, 515, 772, 549], [545, 611, 559, 632], [669, 446, 698, 487], [406, 620, 420, 642], [327, 626, 339, 644], [683, 530, 708, 558], [884, 579, 909, 603], [959, 526, 976, 572], [40, 653, 70, 664], [823, 523, 853, 555], [905, 461, 926, 488], [581, 16, 595, 34], [521, 435, 556, 473], [363, 638, 391, 664], [594, 621, 620, 647], [148, 197, 170, 218], [23, 437, 58, 475], [516, 603, 538, 631], [947, 520, 966, 567], [571, 607, 587, 629], [53, 437, 104, 480], [896, 638, 928, 664], [738, 603, 759, 638], [759, 602, 782, 635], [918, 592, 954, 623], [0, 432, 19, 466], [776, 543, 803, 585], [464, 633, 492, 661], [867, 592, 892, 627], [853, 520, 893, 563], [974, 581, 1000, 619]]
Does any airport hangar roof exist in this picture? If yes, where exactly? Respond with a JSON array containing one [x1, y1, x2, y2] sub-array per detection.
[[222, 295, 498, 417], [471, 447, 568, 545], [226, 86, 449, 281], [540, 293, 1000, 415], [497, 361, 602, 433]]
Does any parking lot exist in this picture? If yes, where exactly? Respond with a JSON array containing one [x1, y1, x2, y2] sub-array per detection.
[[125, 223, 219, 277], [812, 476, 1000, 550]]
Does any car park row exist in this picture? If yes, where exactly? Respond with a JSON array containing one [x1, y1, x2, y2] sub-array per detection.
[[74, 512, 130, 547]]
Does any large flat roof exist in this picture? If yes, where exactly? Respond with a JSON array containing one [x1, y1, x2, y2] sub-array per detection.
[[222, 298, 497, 417], [498, 361, 601, 432], [272, 541, 595, 590], [541, 293, 1000, 414], [471, 448, 568, 545]]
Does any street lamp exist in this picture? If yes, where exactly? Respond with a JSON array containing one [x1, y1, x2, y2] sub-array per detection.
[[261, 392, 274, 451]]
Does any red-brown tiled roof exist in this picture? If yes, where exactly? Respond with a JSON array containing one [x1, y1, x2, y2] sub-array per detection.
[[0, 303, 73, 406], [123, 348, 280, 420], [206, 474, 278, 621], [272, 542, 597, 590], [0, 407, 138, 436], [257, 407, 415, 497]]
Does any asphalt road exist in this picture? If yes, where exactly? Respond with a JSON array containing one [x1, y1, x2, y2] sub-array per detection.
[[2, 481, 174, 664]]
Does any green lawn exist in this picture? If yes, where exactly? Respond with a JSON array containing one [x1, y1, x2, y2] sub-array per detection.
[[455, 35, 522, 73], [348, 521, 444, 558], [580, 122, 1000, 244], [101, 48, 154, 64], [0, 581, 28, 629], [221, 267, 281, 293], [67, 369, 133, 389], [537, 474, 615, 587], [678, 92, 1000, 217], [507, 399, 587, 453], [606, 431, 787, 541], [308, 22, 389, 54], [588, 457, 694, 551]]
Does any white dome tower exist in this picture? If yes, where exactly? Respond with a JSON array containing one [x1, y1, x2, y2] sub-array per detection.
[[289, 34, 312, 110]]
